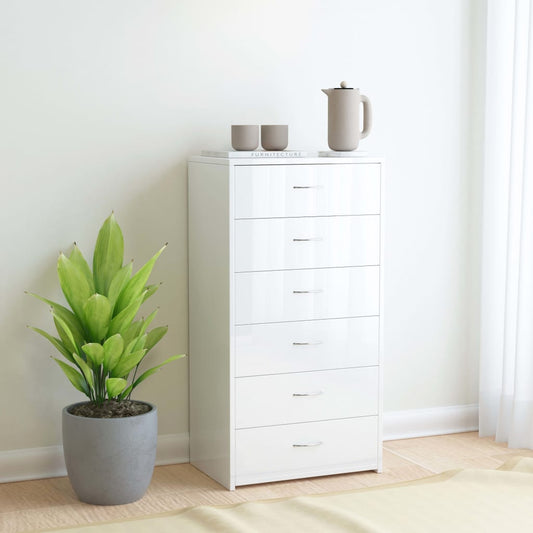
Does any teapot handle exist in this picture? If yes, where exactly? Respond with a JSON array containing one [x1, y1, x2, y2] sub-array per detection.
[[360, 94, 372, 139]]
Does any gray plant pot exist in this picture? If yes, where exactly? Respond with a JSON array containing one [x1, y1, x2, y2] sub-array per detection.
[[62, 401, 157, 505]]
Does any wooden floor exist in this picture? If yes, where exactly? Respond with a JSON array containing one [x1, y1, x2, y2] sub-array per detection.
[[2, 431, 532, 532]]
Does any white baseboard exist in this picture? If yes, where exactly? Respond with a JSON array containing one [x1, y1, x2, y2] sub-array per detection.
[[0, 432, 189, 483], [384, 404, 479, 441], [156, 433, 189, 466], [0, 444, 67, 483]]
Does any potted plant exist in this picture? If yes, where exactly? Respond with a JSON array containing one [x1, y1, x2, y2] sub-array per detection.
[[28, 213, 184, 505]]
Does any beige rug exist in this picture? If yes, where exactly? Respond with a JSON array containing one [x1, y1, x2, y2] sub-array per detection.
[[41, 457, 533, 533]]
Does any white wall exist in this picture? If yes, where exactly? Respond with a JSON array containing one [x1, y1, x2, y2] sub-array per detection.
[[0, 0, 484, 455]]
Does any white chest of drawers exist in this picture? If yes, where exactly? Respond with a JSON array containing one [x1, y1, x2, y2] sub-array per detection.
[[188, 155, 384, 490]]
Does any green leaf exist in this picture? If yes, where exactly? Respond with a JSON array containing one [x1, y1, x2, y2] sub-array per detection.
[[107, 262, 132, 313], [69, 245, 95, 295], [83, 294, 112, 342], [53, 313, 79, 356], [114, 245, 166, 314], [30, 327, 74, 362], [53, 359, 90, 396], [26, 293, 86, 348], [73, 353, 94, 390], [122, 320, 143, 347], [82, 343, 104, 367], [111, 349, 147, 378], [121, 337, 137, 363], [53, 309, 85, 353], [93, 213, 124, 296], [103, 334, 124, 372], [142, 284, 160, 303], [121, 354, 185, 398], [140, 309, 158, 336], [133, 333, 147, 352], [57, 253, 92, 321], [145, 326, 168, 351], [106, 378, 127, 398], [107, 291, 146, 337]]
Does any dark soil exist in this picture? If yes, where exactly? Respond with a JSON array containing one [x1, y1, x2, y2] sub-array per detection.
[[68, 400, 152, 418]]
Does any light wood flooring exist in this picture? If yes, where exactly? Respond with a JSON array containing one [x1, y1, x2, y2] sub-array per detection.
[[2, 431, 532, 532]]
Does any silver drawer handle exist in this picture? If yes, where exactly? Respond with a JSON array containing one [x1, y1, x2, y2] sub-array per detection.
[[292, 390, 324, 397], [292, 237, 323, 242], [293, 289, 323, 294], [292, 341, 323, 346], [293, 441, 323, 447], [293, 186, 317, 189]]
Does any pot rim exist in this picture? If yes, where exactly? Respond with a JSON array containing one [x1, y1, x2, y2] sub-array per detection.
[[63, 400, 157, 420]]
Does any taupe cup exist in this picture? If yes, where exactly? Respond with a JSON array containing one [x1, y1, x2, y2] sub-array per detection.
[[231, 125, 259, 151], [261, 125, 288, 150]]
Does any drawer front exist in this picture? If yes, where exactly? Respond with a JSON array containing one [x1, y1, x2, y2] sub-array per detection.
[[235, 316, 379, 377], [235, 367, 378, 428], [235, 266, 379, 325], [235, 164, 380, 219], [236, 417, 378, 484], [235, 215, 379, 272]]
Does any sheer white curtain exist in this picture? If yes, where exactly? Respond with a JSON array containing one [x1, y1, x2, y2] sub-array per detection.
[[479, 0, 533, 448]]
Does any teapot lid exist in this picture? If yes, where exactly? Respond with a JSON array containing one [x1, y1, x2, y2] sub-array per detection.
[[334, 80, 355, 90]]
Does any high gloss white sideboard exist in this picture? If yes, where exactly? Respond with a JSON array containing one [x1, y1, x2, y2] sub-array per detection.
[[188, 155, 384, 490]]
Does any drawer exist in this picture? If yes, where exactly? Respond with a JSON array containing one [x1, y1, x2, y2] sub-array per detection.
[[235, 215, 379, 272], [235, 416, 379, 485], [235, 316, 379, 377], [235, 367, 378, 428], [235, 164, 380, 219], [235, 266, 379, 325]]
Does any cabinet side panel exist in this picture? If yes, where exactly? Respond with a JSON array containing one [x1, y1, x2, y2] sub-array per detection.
[[188, 162, 232, 488]]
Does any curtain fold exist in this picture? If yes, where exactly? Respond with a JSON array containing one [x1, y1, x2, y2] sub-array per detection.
[[479, 0, 533, 448]]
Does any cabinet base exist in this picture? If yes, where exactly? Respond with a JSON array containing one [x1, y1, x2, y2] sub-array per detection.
[[236, 460, 380, 488]]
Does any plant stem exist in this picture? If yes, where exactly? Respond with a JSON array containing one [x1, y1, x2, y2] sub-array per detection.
[[128, 364, 141, 400]]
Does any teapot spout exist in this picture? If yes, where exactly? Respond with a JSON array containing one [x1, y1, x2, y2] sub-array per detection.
[[321, 88, 333, 96]]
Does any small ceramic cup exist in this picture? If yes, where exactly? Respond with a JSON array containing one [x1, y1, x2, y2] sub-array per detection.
[[231, 125, 259, 151], [261, 125, 288, 151]]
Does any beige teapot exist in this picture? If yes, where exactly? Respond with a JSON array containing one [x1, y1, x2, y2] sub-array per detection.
[[322, 81, 372, 151]]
